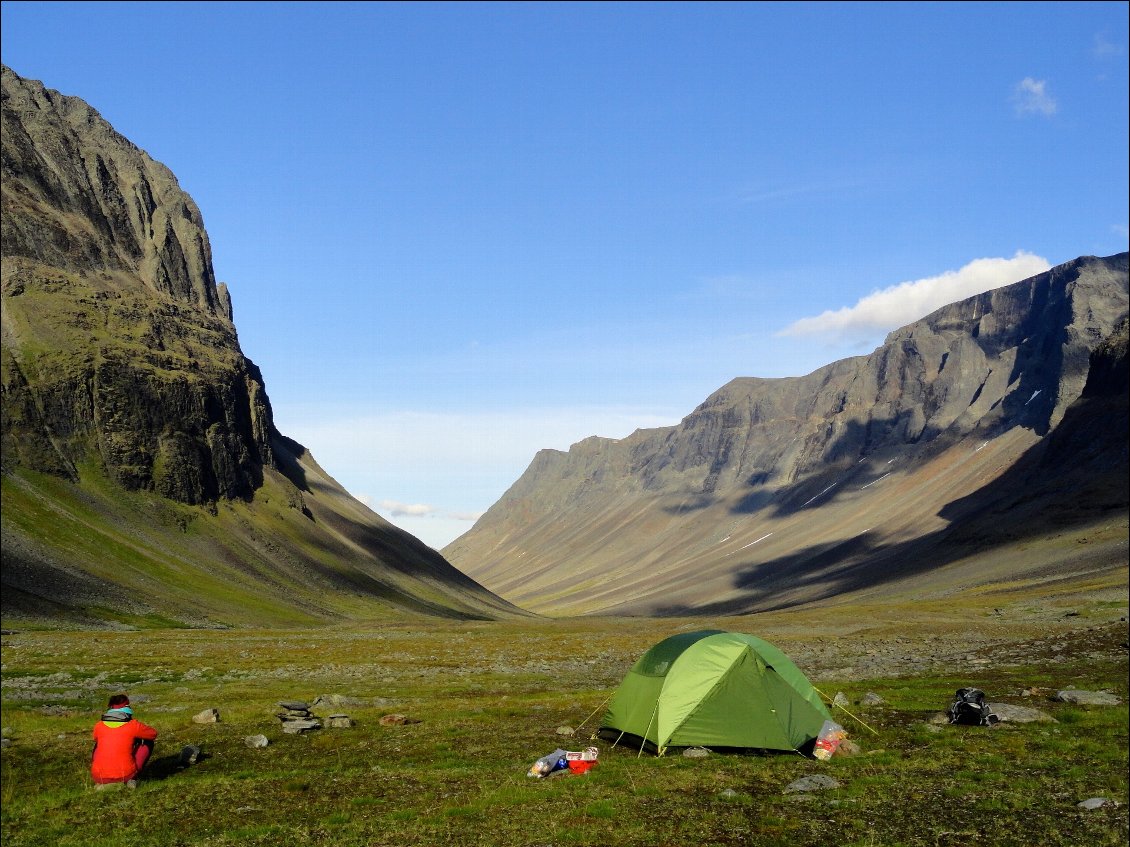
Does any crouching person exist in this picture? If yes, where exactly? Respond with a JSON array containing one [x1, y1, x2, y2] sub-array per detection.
[[91, 694, 158, 788]]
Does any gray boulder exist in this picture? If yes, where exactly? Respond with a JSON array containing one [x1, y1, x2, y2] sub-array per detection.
[[1053, 689, 1121, 706], [988, 703, 1057, 723]]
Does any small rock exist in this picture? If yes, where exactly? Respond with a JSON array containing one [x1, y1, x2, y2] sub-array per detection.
[[858, 692, 885, 706], [1078, 797, 1115, 810], [719, 788, 740, 800], [278, 700, 309, 711], [1053, 689, 1121, 706], [192, 708, 219, 724], [683, 747, 710, 758], [379, 714, 420, 726], [178, 745, 201, 766], [832, 692, 850, 708], [833, 739, 862, 757], [0, 738, 11, 748], [785, 774, 840, 793], [556, 726, 574, 736], [327, 715, 353, 729], [926, 712, 950, 725], [244, 734, 269, 748]]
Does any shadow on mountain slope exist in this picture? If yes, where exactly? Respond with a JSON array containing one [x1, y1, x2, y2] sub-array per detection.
[[647, 322, 1128, 617]]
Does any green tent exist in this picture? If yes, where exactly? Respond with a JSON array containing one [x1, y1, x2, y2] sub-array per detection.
[[599, 630, 831, 755]]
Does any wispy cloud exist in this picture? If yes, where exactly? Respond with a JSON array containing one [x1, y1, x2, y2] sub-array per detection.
[[734, 178, 865, 206], [1092, 32, 1124, 59], [776, 251, 1051, 344], [1012, 77, 1057, 117]]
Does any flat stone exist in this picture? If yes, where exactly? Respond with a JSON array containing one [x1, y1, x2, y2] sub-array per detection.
[[1053, 689, 1121, 706], [326, 715, 353, 728], [1078, 797, 1115, 810], [988, 703, 1056, 723], [278, 700, 308, 711], [785, 775, 840, 793], [191, 708, 219, 724], [244, 734, 269, 748], [280, 719, 321, 734], [683, 747, 710, 758]]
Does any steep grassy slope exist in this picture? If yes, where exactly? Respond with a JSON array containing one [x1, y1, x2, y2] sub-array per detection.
[[2, 435, 525, 629]]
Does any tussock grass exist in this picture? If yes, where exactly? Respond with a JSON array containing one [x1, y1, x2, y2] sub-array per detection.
[[1, 612, 1127, 846]]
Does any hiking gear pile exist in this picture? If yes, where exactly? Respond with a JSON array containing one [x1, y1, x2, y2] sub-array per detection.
[[947, 687, 1000, 726]]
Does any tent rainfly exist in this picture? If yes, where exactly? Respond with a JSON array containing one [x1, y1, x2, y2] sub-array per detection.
[[599, 629, 831, 755]]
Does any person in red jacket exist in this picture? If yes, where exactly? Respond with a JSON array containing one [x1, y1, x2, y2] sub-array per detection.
[[91, 694, 158, 788]]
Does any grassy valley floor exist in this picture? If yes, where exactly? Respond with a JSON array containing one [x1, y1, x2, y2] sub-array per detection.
[[1, 595, 1127, 846]]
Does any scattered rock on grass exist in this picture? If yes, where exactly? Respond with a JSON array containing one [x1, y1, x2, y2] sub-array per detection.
[[312, 694, 368, 708], [327, 714, 353, 728], [1078, 797, 1118, 810], [245, 734, 269, 748], [833, 739, 862, 757], [379, 714, 420, 726], [832, 692, 850, 708], [281, 719, 321, 734], [556, 725, 574, 736], [988, 703, 1056, 723], [683, 747, 710, 758], [858, 692, 885, 706], [192, 708, 219, 724], [785, 774, 840, 793], [1053, 689, 1121, 706]]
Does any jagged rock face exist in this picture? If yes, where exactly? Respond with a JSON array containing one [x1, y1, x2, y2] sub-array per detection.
[[1, 66, 521, 628], [447, 254, 1128, 615], [2, 65, 271, 503]]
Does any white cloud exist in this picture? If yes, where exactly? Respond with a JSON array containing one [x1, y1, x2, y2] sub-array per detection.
[[378, 500, 435, 518], [776, 251, 1051, 343], [1013, 77, 1057, 117]]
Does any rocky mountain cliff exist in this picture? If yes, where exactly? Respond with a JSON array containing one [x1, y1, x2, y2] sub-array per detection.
[[446, 254, 1129, 616], [1, 65, 522, 628]]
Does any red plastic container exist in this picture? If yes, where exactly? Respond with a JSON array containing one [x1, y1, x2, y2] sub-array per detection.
[[567, 759, 595, 774]]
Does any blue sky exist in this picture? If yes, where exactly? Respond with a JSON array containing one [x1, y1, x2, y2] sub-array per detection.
[[3, 2, 1127, 549]]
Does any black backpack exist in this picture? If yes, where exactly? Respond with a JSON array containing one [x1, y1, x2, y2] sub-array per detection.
[[947, 687, 999, 726]]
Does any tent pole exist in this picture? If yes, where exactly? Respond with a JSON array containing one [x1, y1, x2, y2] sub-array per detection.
[[638, 700, 661, 758]]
